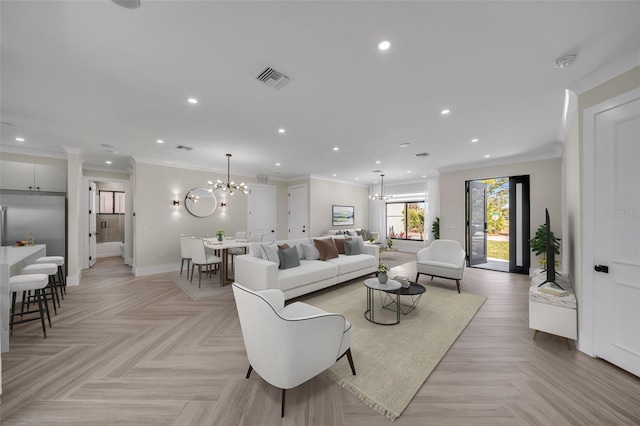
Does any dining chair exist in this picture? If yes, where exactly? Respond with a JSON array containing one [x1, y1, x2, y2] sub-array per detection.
[[249, 233, 263, 242], [229, 232, 248, 276], [179, 234, 192, 280], [189, 238, 222, 288]]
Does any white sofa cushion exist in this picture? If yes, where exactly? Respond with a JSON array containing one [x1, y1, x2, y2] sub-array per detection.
[[278, 260, 337, 292], [325, 254, 375, 275]]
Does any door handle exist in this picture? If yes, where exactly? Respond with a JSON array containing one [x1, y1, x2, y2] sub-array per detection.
[[594, 265, 609, 273]]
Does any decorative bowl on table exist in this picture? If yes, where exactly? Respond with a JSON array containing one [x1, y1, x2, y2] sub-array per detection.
[[394, 276, 411, 288]]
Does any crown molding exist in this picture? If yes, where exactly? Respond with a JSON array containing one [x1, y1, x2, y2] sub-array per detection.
[[438, 143, 562, 173], [569, 49, 640, 95], [0, 145, 68, 160], [308, 174, 370, 188]]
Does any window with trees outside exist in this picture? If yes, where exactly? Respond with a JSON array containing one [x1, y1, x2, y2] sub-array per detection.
[[386, 202, 425, 240]]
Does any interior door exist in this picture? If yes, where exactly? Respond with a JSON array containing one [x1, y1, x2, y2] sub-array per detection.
[[467, 181, 487, 265], [288, 185, 308, 239], [89, 181, 97, 267], [247, 184, 277, 239], [594, 97, 640, 377]]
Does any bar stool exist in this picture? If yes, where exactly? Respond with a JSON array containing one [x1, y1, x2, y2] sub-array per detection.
[[21, 263, 61, 314], [9, 274, 51, 338], [35, 256, 66, 297]]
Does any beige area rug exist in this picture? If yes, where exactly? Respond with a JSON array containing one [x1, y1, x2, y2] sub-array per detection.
[[168, 270, 231, 300], [300, 279, 486, 421]]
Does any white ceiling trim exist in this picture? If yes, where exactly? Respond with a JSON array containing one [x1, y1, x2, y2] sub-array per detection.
[[569, 48, 640, 95], [438, 143, 563, 173], [0, 145, 68, 160]]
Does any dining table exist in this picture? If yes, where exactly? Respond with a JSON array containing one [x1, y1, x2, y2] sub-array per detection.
[[203, 238, 251, 286]]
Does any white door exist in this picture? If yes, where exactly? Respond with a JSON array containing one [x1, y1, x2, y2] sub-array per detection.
[[247, 184, 277, 239], [594, 97, 640, 377], [89, 181, 97, 267], [288, 185, 307, 239]]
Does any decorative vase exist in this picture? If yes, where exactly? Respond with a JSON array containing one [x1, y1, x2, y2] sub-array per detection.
[[378, 272, 388, 284], [217, 234, 223, 242]]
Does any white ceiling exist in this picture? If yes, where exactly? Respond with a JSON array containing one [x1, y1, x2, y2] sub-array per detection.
[[1, 1, 639, 184]]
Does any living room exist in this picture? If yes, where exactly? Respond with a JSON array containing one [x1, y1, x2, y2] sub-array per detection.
[[1, 1, 639, 424]]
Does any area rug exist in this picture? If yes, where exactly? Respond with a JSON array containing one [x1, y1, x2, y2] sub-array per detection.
[[168, 271, 231, 300], [300, 280, 486, 421]]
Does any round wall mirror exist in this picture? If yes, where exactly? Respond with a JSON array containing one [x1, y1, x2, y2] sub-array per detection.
[[185, 188, 217, 218]]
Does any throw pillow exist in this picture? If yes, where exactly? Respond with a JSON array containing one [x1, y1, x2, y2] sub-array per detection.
[[301, 243, 320, 260], [313, 238, 339, 261], [344, 239, 362, 255], [356, 230, 363, 236], [260, 243, 280, 265], [352, 235, 366, 253], [278, 246, 301, 270], [360, 228, 370, 241], [334, 237, 349, 254], [277, 243, 290, 250]]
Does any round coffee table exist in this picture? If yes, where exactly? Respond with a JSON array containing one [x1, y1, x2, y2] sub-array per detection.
[[364, 278, 401, 325], [381, 282, 426, 315]]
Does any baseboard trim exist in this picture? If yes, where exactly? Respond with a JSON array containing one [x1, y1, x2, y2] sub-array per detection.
[[67, 272, 81, 286]]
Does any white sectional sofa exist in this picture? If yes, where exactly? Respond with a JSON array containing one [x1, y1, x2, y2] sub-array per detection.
[[235, 236, 379, 300]]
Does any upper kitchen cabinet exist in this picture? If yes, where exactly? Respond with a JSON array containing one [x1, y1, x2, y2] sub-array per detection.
[[1, 160, 67, 192]]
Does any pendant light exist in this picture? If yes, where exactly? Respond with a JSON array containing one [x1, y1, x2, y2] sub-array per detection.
[[369, 174, 391, 201], [208, 154, 248, 196]]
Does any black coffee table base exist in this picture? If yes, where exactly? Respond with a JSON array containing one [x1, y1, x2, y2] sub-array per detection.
[[381, 282, 426, 315]]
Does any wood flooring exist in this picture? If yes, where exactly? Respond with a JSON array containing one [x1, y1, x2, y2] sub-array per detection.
[[1, 256, 639, 425]]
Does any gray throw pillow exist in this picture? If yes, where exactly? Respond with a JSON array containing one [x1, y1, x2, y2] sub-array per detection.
[[261, 243, 280, 265], [278, 246, 301, 270], [301, 243, 320, 260], [360, 229, 370, 241], [344, 239, 362, 255]]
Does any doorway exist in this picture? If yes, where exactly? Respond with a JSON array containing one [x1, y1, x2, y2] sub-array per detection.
[[465, 176, 529, 274]]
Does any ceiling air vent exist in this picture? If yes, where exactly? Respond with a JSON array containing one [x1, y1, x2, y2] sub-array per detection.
[[175, 145, 193, 152], [256, 176, 269, 184], [256, 67, 291, 89], [414, 152, 430, 158], [372, 169, 383, 173]]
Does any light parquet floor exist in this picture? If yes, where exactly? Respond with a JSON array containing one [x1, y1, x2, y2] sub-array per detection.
[[1, 256, 639, 425]]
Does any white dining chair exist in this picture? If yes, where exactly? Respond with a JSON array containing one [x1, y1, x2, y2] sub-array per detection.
[[179, 234, 192, 280], [189, 238, 222, 288]]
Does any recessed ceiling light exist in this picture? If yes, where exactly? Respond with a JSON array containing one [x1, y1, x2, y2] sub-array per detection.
[[407, 170, 412, 173], [355, 178, 359, 181], [15, 137, 25, 142], [471, 138, 479, 143], [333, 173, 337, 177], [375, 160, 381, 164], [278, 128, 286, 134], [422, 175, 427, 178], [374, 181, 378, 184], [187, 97, 198, 104], [275, 163, 281, 166], [156, 139, 164, 144], [441, 109, 450, 115], [400, 143, 411, 148], [484, 154, 491, 158], [333, 147, 339, 151], [378, 41, 391, 51], [105, 160, 112, 164]]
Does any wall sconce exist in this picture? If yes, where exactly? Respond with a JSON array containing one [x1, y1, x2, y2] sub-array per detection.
[[173, 200, 180, 206], [220, 202, 227, 208]]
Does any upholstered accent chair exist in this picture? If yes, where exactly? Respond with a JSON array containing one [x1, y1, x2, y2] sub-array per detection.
[[416, 239, 466, 293], [232, 282, 356, 417]]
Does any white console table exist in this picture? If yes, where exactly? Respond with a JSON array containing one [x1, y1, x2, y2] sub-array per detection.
[[529, 270, 577, 349]]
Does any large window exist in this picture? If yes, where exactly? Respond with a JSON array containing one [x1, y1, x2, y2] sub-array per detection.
[[386, 201, 425, 240]]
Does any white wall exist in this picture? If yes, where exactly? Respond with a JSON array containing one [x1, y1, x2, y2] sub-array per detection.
[[439, 158, 562, 269], [133, 162, 263, 275], [309, 178, 370, 237]]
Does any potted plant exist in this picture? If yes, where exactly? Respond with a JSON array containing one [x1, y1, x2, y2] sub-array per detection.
[[431, 217, 440, 240], [368, 236, 375, 243], [378, 262, 390, 284], [216, 229, 225, 242], [529, 224, 561, 269], [386, 237, 393, 249]]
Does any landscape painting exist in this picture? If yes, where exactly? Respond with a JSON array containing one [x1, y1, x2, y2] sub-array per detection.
[[332, 205, 354, 226]]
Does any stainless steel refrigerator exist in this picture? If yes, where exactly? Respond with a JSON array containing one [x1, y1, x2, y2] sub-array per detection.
[[0, 192, 67, 271]]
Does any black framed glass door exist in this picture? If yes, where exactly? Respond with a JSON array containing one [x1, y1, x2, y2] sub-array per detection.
[[466, 181, 487, 265]]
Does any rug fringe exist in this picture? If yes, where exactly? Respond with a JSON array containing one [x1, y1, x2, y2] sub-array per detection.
[[325, 370, 399, 422]]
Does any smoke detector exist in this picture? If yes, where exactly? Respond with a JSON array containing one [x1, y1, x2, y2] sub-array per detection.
[[112, 0, 140, 8], [554, 55, 576, 69], [256, 67, 291, 89]]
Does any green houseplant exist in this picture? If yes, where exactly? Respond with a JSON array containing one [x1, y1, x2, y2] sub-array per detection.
[[529, 224, 561, 268], [377, 262, 390, 284], [216, 229, 225, 242], [431, 217, 440, 240]]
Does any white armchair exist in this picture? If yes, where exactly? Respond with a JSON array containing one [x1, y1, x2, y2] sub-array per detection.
[[232, 282, 356, 417], [416, 239, 466, 293]]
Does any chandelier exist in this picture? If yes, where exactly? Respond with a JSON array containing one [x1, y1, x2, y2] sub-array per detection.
[[369, 174, 392, 201], [208, 154, 249, 195]]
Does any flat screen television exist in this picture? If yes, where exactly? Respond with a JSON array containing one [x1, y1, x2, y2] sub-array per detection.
[[539, 208, 563, 290]]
